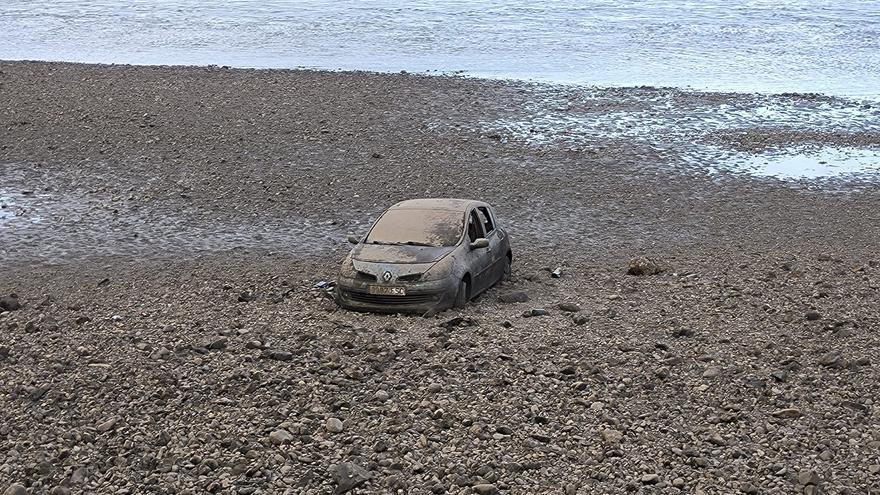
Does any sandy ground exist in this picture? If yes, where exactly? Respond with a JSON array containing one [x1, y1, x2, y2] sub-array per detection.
[[1, 61, 880, 494]]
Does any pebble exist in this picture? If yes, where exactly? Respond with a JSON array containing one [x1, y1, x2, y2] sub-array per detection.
[[640, 474, 659, 484], [805, 310, 821, 321], [572, 314, 589, 325], [95, 417, 117, 433], [601, 429, 623, 444], [325, 417, 344, 433], [797, 469, 820, 486], [771, 408, 802, 419], [818, 350, 842, 367], [3, 485, 26, 495], [427, 383, 442, 393], [702, 366, 722, 378], [558, 302, 581, 312], [523, 308, 549, 317], [374, 390, 390, 401], [498, 291, 529, 303], [268, 429, 293, 445], [473, 483, 498, 494], [331, 462, 371, 493]]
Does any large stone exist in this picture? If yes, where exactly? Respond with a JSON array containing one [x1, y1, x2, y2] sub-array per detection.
[[4, 484, 27, 495], [325, 417, 344, 433], [0, 295, 21, 312], [268, 429, 293, 445], [818, 351, 842, 367], [601, 429, 623, 444], [473, 484, 498, 495], [331, 462, 371, 493]]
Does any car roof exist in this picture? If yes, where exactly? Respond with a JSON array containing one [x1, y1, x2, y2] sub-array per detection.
[[389, 198, 489, 212]]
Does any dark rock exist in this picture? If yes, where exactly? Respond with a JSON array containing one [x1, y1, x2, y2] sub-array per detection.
[[441, 317, 477, 328], [331, 462, 371, 494], [0, 294, 21, 312], [558, 302, 581, 312], [523, 308, 549, 317], [206, 338, 228, 350], [771, 370, 789, 382], [640, 474, 660, 485], [263, 350, 293, 361], [572, 314, 589, 325], [805, 310, 821, 321], [627, 257, 664, 276], [499, 291, 529, 303], [238, 290, 257, 302], [771, 408, 802, 419], [671, 327, 695, 338], [818, 351, 842, 367]]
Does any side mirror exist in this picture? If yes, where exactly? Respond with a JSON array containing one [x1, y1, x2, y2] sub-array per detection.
[[347, 235, 361, 245], [469, 238, 490, 250]]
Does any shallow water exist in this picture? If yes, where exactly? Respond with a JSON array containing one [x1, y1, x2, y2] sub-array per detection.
[[730, 147, 880, 180], [1, 0, 879, 96]]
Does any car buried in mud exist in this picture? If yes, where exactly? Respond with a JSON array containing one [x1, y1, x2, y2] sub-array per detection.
[[335, 199, 512, 314]]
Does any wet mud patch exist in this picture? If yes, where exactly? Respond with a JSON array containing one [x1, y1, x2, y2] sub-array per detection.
[[0, 165, 349, 265], [469, 84, 880, 182]]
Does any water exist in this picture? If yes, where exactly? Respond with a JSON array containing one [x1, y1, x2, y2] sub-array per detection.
[[734, 147, 880, 179], [1, 0, 879, 97]]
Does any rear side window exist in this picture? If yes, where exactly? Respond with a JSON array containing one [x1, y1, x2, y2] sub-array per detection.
[[476, 207, 494, 234]]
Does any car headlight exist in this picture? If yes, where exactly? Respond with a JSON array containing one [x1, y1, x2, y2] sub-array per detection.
[[420, 260, 453, 281], [339, 255, 356, 278]]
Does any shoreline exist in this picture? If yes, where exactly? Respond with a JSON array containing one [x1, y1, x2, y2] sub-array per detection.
[[4, 58, 879, 101]]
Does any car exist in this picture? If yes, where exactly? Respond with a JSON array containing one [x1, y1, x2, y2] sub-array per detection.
[[335, 198, 512, 314]]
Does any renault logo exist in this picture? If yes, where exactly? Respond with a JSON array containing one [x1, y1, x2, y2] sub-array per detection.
[[382, 271, 393, 282]]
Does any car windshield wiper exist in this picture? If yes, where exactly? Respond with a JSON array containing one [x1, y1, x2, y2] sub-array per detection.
[[368, 240, 436, 247]]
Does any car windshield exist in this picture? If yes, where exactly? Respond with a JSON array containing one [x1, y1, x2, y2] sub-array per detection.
[[365, 208, 464, 247]]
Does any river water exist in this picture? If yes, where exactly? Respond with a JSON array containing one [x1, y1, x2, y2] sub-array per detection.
[[2, 0, 879, 97]]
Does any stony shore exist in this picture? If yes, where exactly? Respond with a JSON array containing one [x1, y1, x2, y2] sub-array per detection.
[[1, 61, 879, 494]]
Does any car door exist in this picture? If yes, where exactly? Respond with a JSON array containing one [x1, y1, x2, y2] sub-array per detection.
[[476, 206, 503, 282], [465, 209, 494, 294]]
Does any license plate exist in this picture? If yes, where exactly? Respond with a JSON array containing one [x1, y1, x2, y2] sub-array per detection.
[[369, 285, 406, 296]]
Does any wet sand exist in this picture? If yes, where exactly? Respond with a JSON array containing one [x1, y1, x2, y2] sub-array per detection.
[[1, 61, 880, 494]]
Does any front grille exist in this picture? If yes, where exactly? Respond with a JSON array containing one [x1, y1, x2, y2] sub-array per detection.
[[356, 271, 377, 282], [345, 290, 437, 306], [397, 273, 423, 282]]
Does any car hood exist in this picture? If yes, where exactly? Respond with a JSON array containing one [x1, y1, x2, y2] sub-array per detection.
[[352, 243, 456, 264]]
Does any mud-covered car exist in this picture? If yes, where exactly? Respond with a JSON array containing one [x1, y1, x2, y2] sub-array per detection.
[[335, 199, 512, 313]]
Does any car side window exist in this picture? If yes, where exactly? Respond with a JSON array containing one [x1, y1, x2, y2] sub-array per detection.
[[477, 207, 494, 234], [467, 210, 484, 242]]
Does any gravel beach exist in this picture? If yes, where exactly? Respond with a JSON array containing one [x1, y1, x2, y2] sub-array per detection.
[[1, 61, 879, 494]]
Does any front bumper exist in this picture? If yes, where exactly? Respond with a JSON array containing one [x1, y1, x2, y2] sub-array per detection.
[[335, 275, 458, 314]]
